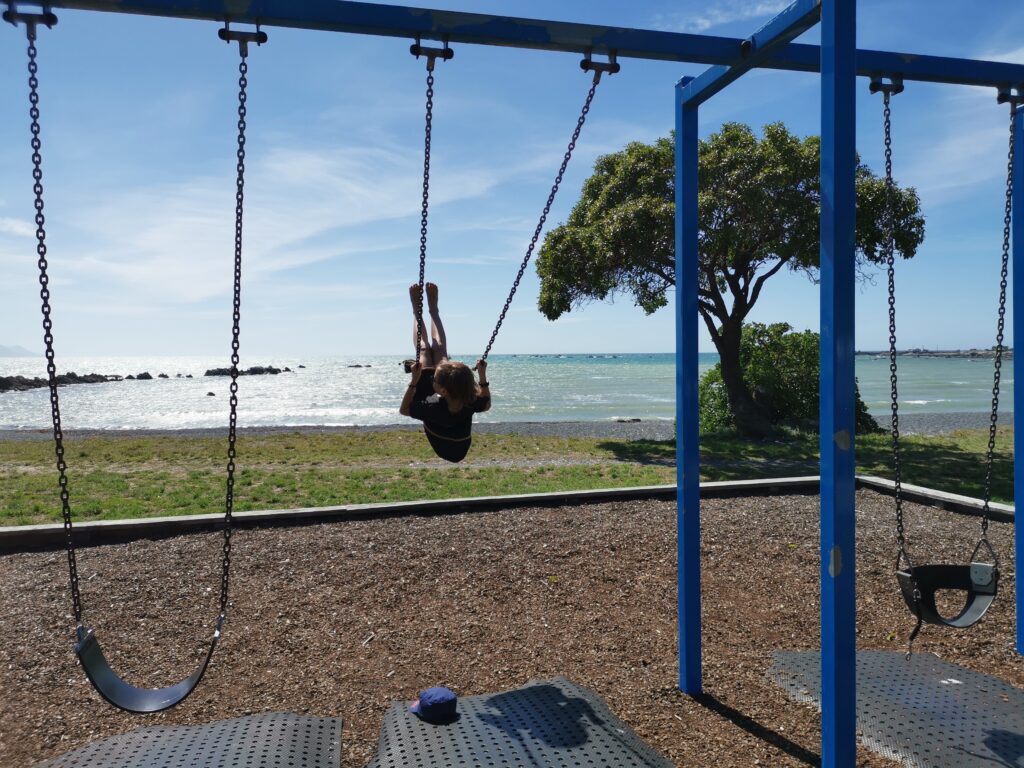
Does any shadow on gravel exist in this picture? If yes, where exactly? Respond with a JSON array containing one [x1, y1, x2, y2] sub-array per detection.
[[694, 693, 821, 766]]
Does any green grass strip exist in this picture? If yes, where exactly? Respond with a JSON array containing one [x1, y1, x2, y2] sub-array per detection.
[[0, 427, 1012, 526]]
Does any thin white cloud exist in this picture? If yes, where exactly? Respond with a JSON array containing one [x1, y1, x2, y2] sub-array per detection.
[[0, 217, 33, 237], [652, 1, 791, 34], [894, 82, 1014, 207], [429, 254, 518, 266], [50, 139, 503, 304], [978, 46, 1024, 65]]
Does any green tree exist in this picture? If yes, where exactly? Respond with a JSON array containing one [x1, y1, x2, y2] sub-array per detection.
[[537, 122, 924, 436], [698, 322, 880, 434]]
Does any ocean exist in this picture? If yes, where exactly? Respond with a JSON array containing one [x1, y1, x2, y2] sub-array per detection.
[[0, 353, 1013, 431]]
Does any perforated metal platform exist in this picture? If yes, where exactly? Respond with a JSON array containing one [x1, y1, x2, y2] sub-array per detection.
[[769, 650, 1024, 768], [366, 676, 672, 767], [38, 712, 342, 768]]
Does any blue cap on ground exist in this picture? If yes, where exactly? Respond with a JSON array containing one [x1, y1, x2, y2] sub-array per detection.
[[409, 686, 458, 724]]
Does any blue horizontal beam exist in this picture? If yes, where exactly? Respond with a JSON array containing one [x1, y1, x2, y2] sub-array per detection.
[[38, 0, 1024, 89], [680, 0, 821, 107]]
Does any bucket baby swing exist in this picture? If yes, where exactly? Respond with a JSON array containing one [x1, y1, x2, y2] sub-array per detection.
[[873, 74, 1019, 650]]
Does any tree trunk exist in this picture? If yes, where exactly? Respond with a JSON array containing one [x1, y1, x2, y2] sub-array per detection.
[[715, 323, 774, 437]]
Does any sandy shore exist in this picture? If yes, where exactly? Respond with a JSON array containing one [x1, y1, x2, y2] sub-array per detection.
[[0, 411, 1012, 442]]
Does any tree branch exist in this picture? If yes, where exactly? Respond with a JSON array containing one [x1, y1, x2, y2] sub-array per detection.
[[698, 304, 721, 344], [749, 256, 790, 307], [700, 264, 730, 319]]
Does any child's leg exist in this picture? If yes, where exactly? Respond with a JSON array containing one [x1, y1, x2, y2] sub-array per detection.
[[409, 284, 433, 367], [426, 282, 449, 364]]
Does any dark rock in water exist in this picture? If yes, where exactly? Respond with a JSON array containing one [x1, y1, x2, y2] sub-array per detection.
[[126, 375, 135, 380], [0, 372, 120, 393], [204, 365, 285, 377], [348, 364, 364, 368], [158, 373, 169, 379], [298, 365, 306, 369], [615, 418, 642, 423], [283, 367, 292, 372], [207, 392, 216, 397], [187, 374, 193, 378], [136, 372, 153, 380]]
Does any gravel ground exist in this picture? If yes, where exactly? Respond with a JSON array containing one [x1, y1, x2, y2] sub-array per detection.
[[0, 489, 1018, 767]]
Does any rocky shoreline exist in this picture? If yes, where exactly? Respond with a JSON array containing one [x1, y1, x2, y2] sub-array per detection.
[[0, 366, 293, 393], [857, 348, 1013, 359], [0, 372, 120, 393]]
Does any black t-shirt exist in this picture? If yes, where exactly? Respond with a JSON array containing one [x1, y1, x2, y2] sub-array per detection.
[[409, 370, 490, 463]]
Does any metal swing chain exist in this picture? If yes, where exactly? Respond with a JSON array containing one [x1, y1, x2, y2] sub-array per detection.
[[414, 66, 434, 358], [482, 77, 601, 361], [976, 104, 1016, 566], [218, 41, 254, 621], [880, 90, 913, 573], [17, 14, 83, 625], [874, 80, 924, 653]]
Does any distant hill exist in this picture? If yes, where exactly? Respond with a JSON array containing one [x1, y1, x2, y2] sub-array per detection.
[[0, 344, 35, 357]]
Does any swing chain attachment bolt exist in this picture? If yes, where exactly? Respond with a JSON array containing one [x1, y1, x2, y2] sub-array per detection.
[[410, 35, 453, 72], [580, 48, 620, 85], [996, 85, 1024, 108], [869, 75, 904, 95], [3, 2, 57, 31], [219, 20, 268, 56]]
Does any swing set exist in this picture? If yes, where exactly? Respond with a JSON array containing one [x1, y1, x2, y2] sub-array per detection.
[[5, 1, 1024, 766]]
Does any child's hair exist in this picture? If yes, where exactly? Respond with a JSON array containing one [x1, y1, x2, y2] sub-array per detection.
[[434, 361, 479, 407]]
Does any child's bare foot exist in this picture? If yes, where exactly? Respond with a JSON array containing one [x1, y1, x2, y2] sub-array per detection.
[[426, 282, 439, 314], [409, 283, 423, 309]]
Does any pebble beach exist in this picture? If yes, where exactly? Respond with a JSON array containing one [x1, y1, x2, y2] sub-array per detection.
[[0, 410, 1013, 444]]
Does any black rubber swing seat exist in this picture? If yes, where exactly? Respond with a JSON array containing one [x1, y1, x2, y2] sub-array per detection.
[[896, 563, 998, 628], [75, 619, 222, 714]]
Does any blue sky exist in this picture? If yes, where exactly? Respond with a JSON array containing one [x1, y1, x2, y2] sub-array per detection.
[[1, 1, 1023, 359]]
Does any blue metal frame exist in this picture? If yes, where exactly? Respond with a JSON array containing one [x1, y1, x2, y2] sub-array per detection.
[[1014, 105, 1024, 656], [818, 2, 858, 766], [679, 0, 821, 108], [674, 75, 701, 695], [41, 0, 1024, 87]]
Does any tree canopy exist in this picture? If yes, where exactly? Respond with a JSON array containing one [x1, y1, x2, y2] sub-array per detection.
[[536, 122, 925, 435]]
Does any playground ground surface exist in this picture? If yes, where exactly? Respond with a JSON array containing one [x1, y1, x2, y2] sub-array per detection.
[[0, 488, 1019, 767]]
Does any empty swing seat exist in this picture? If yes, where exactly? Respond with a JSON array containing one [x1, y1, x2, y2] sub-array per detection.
[[367, 676, 673, 768], [75, 623, 222, 714], [896, 563, 998, 628]]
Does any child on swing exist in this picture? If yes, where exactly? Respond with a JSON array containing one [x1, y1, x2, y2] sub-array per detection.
[[399, 282, 491, 463]]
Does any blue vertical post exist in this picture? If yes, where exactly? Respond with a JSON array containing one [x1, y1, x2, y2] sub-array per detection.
[[1013, 103, 1023, 656], [675, 76, 702, 694], [819, 0, 857, 766]]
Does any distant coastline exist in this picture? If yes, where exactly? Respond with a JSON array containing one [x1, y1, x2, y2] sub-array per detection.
[[856, 348, 1012, 359]]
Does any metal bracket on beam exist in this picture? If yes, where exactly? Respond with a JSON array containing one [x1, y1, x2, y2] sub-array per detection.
[[218, 20, 267, 55], [998, 85, 1024, 108], [410, 35, 453, 71], [869, 75, 904, 95], [580, 48, 620, 84], [3, 2, 57, 30]]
